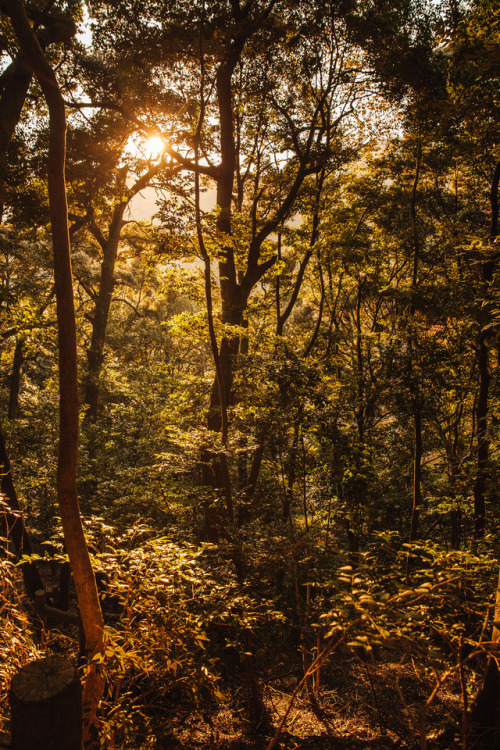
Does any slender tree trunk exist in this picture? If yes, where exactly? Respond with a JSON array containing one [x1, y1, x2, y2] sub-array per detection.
[[207, 46, 246, 423], [0, 57, 32, 222], [471, 569, 500, 748], [300, 431, 309, 532], [283, 421, 300, 524], [303, 258, 325, 357], [237, 439, 265, 526], [0, 17, 76, 221], [350, 277, 367, 544], [198, 15, 330, 538], [473, 334, 489, 539], [84, 212, 125, 422], [8, 337, 24, 419], [473, 162, 500, 540], [82, 166, 160, 424], [198, 44, 244, 539], [355, 279, 365, 447], [409, 409, 423, 542], [277, 169, 325, 338], [469, 163, 500, 743], [4, 3, 105, 746], [408, 143, 423, 543]]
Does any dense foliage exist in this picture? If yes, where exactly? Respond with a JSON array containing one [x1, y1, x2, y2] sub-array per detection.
[[1, 0, 500, 748]]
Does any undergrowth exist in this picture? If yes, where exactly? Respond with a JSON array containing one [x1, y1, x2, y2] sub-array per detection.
[[1, 521, 498, 749]]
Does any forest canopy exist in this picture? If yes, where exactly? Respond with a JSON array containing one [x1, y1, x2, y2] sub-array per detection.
[[1, 0, 500, 748]]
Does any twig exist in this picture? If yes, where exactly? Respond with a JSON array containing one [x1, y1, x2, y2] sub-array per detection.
[[458, 635, 468, 750], [419, 668, 451, 750], [356, 654, 386, 735], [265, 626, 353, 750]]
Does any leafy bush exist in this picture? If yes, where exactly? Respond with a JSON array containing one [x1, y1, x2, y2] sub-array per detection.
[[84, 525, 283, 747], [0, 552, 40, 735]]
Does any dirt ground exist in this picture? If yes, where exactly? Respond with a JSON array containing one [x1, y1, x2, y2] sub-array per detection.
[[152, 645, 468, 750]]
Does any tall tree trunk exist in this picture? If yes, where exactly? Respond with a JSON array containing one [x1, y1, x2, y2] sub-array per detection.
[[283, 421, 300, 524], [82, 165, 160, 424], [469, 163, 500, 743], [349, 276, 367, 550], [198, 42, 244, 539], [473, 161, 500, 540], [209, 44, 246, 419], [471, 569, 500, 748], [84, 210, 125, 423], [0, 56, 32, 222], [237, 438, 265, 526], [473, 333, 489, 539], [408, 143, 423, 544], [8, 337, 24, 419], [277, 169, 325, 338], [4, 3, 105, 746], [198, 11, 332, 538], [0, 15, 76, 221], [408, 409, 423, 542], [355, 278, 365, 448]]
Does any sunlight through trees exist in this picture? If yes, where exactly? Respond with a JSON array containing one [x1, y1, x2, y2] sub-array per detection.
[[1, 0, 500, 747]]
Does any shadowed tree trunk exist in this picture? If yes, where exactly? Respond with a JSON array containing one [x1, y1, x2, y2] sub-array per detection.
[[84, 204, 127, 423], [8, 337, 24, 419], [473, 333, 489, 539], [473, 161, 500, 540], [468, 162, 500, 745], [0, 11, 76, 221], [124, 1, 361, 542], [0, 55, 31, 222], [4, 1, 105, 746], [408, 143, 423, 544], [201, 43, 331, 538], [82, 164, 165, 423]]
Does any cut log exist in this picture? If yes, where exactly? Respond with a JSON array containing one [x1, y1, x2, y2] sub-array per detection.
[[9, 657, 82, 750]]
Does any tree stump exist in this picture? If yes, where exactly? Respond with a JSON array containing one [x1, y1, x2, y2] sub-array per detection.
[[9, 657, 82, 750]]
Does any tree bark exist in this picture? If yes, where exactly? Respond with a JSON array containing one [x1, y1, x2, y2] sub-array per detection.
[[8, 337, 24, 419], [408, 409, 423, 543], [469, 163, 500, 742], [82, 164, 162, 423], [471, 570, 500, 748], [197, 6, 343, 538], [277, 169, 325, 337], [355, 278, 365, 447], [0, 14, 76, 221], [84, 208, 126, 422], [472, 161, 500, 540], [4, 2, 105, 746], [407, 143, 423, 544], [0, 56, 32, 222], [283, 421, 300, 524], [473, 333, 489, 539]]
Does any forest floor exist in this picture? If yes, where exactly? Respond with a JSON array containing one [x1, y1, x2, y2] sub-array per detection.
[[152, 641, 466, 750], [2, 551, 484, 750], [2, 619, 467, 750]]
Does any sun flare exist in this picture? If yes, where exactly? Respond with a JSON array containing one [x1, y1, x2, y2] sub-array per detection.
[[145, 135, 166, 161]]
